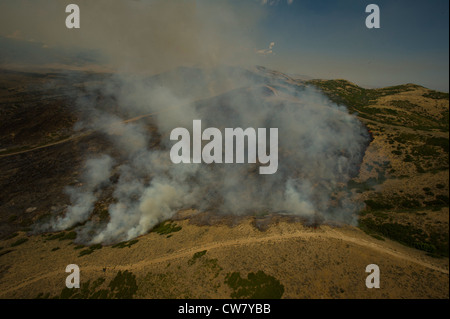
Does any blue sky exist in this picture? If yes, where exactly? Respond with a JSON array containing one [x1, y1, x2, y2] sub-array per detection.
[[252, 0, 449, 91], [0, 0, 448, 91]]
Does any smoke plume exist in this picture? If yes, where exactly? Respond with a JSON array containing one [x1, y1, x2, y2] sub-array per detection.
[[17, 1, 370, 244], [39, 66, 369, 244]]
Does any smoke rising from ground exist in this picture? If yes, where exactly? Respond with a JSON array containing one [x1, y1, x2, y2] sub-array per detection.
[[15, 1, 370, 243], [39, 67, 369, 244], [51, 155, 115, 231]]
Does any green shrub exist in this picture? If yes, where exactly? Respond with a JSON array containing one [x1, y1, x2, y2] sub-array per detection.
[[112, 239, 139, 249], [436, 195, 449, 205], [425, 137, 449, 153], [364, 199, 393, 210], [403, 154, 414, 162], [412, 145, 439, 157], [11, 238, 28, 247], [225, 271, 284, 299], [370, 234, 385, 241], [188, 250, 207, 265], [55, 271, 137, 299], [46, 231, 77, 241], [151, 221, 182, 235], [108, 270, 138, 299], [422, 91, 449, 100], [78, 243, 102, 257], [400, 199, 421, 208], [359, 219, 448, 257]]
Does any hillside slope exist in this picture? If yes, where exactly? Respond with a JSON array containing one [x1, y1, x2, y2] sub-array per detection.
[[0, 67, 448, 298]]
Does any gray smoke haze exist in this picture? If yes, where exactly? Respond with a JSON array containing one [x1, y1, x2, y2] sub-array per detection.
[[0, 0, 264, 73], [39, 67, 369, 244], [51, 155, 115, 231], [11, 1, 370, 244]]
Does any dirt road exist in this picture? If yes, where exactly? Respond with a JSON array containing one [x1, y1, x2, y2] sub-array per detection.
[[0, 112, 157, 158], [0, 227, 447, 297]]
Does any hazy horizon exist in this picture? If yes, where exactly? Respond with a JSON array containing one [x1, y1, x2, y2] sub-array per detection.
[[0, 0, 448, 92]]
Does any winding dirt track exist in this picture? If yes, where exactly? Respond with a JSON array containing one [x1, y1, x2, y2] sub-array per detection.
[[0, 132, 93, 158], [1, 227, 447, 297], [1, 106, 447, 296], [0, 112, 157, 158]]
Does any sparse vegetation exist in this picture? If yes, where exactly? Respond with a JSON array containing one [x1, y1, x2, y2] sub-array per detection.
[[11, 238, 28, 247], [370, 234, 385, 241], [307, 80, 449, 131], [364, 199, 393, 211], [359, 218, 448, 257], [425, 137, 449, 153], [151, 220, 182, 236], [202, 258, 223, 278], [225, 271, 284, 299], [108, 270, 138, 299], [44, 270, 138, 299], [78, 243, 102, 257], [188, 250, 207, 265], [422, 91, 449, 100], [45, 231, 77, 241], [307, 80, 418, 112], [112, 239, 139, 249]]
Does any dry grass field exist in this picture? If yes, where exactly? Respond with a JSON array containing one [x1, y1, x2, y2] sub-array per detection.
[[0, 68, 448, 299]]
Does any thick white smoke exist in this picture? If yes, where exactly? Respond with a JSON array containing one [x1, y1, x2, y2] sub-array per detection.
[[23, 1, 370, 244], [39, 66, 369, 244], [45, 154, 114, 231]]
